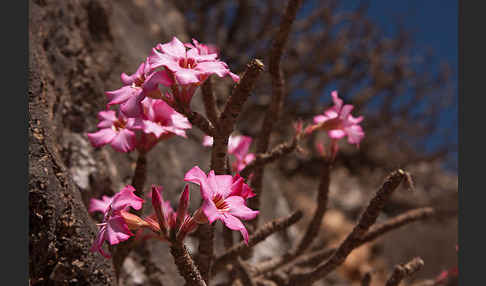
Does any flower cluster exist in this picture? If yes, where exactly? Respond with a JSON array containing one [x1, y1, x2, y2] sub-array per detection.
[[90, 166, 257, 258], [87, 36, 240, 153], [202, 135, 256, 173], [88, 37, 366, 261]]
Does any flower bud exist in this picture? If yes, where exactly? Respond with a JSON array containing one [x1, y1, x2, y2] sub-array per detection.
[[119, 210, 149, 230]]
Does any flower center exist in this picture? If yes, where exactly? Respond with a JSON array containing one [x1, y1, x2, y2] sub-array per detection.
[[179, 57, 197, 69], [112, 119, 127, 132], [134, 75, 145, 87], [212, 194, 229, 212]]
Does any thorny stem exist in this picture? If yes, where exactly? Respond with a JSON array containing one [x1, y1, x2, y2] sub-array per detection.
[[249, 0, 303, 234], [131, 150, 147, 201], [219, 58, 265, 137], [286, 170, 407, 285], [170, 241, 207, 286], [240, 132, 301, 179], [202, 79, 220, 127], [385, 257, 424, 286], [196, 224, 214, 285], [199, 58, 265, 284]]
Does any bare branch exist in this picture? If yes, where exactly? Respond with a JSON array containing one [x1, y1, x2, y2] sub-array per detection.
[[170, 241, 207, 286], [240, 130, 301, 178], [202, 78, 220, 127], [287, 170, 407, 285], [219, 58, 265, 137]]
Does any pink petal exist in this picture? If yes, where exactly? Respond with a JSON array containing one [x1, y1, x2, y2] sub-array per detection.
[[225, 196, 259, 220], [143, 120, 167, 138], [170, 113, 192, 130], [174, 69, 201, 85], [201, 199, 223, 224], [149, 49, 181, 71], [339, 104, 354, 120], [89, 195, 113, 213], [184, 166, 213, 200], [313, 114, 330, 124], [345, 125, 365, 145], [110, 129, 136, 152], [195, 61, 230, 78], [328, 129, 346, 139], [87, 128, 117, 148], [111, 185, 144, 212], [228, 72, 240, 83], [347, 115, 364, 124], [221, 214, 249, 244], [159, 37, 186, 58], [330, 90, 343, 111], [202, 135, 213, 147], [143, 70, 174, 90], [106, 86, 140, 106], [207, 171, 234, 198], [105, 215, 133, 245], [97, 111, 118, 128], [229, 135, 252, 160], [90, 226, 111, 258], [119, 89, 145, 118], [120, 61, 146, 85]]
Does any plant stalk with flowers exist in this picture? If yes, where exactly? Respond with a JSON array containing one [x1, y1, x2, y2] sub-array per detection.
[[84, 1, 456, 285]]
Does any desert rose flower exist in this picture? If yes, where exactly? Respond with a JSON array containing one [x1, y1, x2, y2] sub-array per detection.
[[307, 91, 364, 159], [90, 185, 144, 258], [311, 91, 364, 146], [149, 37, 239, 106], [184, 166, 258, 244], [86, 110, 142, 153], [141, 97, 191, 139], [106, 58, 173, 118]]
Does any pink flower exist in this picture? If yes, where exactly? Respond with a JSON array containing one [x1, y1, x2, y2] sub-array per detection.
[[184, 166, 258, 244], [149, 37, 239, 106], [86, 110, 142, 152], [141, 97, 192, 139], [312, 91, 364, 146], [106, 58, 173, 118], [90, 185, 144, 258]]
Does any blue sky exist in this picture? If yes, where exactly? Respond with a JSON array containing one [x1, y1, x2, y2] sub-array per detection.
[[337, 1, 458, 169]]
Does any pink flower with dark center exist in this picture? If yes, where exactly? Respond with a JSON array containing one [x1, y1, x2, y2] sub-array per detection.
[[106, 58, 173, 118], [184, 166, 258, 244], [141, 97, 192, 139], [86, 110, 142, 153], [149, 37, 239, 106], [90, 185, 144, 258], [312, 91, 364, 147]]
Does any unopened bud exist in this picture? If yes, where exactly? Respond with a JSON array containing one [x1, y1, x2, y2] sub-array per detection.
[[120, 210, 149, 230]]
